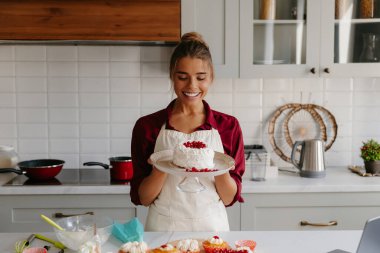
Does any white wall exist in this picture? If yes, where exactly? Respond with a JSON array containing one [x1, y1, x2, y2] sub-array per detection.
[[0, 45, 379, 168]]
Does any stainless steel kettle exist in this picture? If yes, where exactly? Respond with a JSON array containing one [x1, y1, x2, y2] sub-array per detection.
[[291, 139, 326, 178]]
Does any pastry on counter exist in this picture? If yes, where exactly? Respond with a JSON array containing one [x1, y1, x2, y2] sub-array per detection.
[[176, 239, 200, 253], [151, 244, 179, 253], [118, 241, 148, 253], [202, 236, 229, 253]]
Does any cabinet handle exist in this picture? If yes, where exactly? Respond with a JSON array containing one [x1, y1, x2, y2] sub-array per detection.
[[300, 220, 338, 227], [310, 68, 316, 74], [53, 211, 94, 218], [324, 68, 330, 73]]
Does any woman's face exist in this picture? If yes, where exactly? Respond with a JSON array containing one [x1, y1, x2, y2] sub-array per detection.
[[172, 56, 212, 106]]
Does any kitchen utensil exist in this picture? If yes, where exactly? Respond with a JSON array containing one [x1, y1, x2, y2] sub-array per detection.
[[245, 145, 269, 181], [83, 156, 133, 181], [40, 214, 64, 231], [0, 159, 64, 180], [14, 240, 28, 253], [34, 234, 65, 250], [291, 139, 326, 178], [0, 145, 18, 168], [53, 215, 113, 251]]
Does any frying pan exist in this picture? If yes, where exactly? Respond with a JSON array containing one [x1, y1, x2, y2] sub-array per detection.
[[0, 159, 65, 180], [83, 156, 133, 181]]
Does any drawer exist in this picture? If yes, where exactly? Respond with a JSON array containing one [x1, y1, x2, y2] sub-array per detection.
[[241, 192, 380, 231], [0, 195, 136, 232], [245, 206, 380, 230]]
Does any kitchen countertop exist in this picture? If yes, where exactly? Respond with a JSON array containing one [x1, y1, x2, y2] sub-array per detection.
[[0, 167, 379, 195], [0, 230, 362, 253]]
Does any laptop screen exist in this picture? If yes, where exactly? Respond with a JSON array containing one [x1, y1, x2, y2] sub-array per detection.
[[356, 216, 380, 253]]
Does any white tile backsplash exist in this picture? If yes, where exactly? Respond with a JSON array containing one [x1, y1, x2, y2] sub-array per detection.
[[48, 62, 78, 76], [80, 139, 109, 153], [79, 77, 109, 93], [0, 62, 15, 76], [0, 46, 14, 61], [15, 46, 46, 61], [110, 93, 140, 107], [0, 93, 16, 107], [0, 77, 15, 92], [110, 62, 140, 77], [50, 139, 79, 153], [47, 46, 77, 61], [1, 45, 380, 167], [80, 124, 109, 138], [18, 124, 48, 138], [110, 46, 140, 62], [17, 93, 47, 107], [48, 77, 78, 93], [49, 108, 79, 123], [79, 62, 109, 77], [110, 77, 141, 93], [16, 77, 47, 92], [48, 93, 78, 107], [16, 62, 46, 76], [0, 124, 17, 138], [78, 46, 109, 61], [141, 77, 171, 93], [49, 124, 79, 138], [0, 109, 16, 123], [79, 93, 109, 107], [17, 108, 47, 123]]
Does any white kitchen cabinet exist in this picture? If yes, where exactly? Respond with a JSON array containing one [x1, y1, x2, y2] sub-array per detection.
[[241, 192, 380, 230], [181, 0, 239, 77], [240, 0, 320, 77], [183, 0, 380, 78], [0, 194, 138, 232]]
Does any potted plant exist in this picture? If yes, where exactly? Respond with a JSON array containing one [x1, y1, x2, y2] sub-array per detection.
[[360, 139, 380, 174]]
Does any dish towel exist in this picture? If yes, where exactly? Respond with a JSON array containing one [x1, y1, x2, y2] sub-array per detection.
[[112, 218, 144, 243]]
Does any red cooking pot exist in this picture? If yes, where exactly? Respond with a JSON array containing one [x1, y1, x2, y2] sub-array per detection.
[[83, 156, 133, 181], [0, 159, 64, 180]]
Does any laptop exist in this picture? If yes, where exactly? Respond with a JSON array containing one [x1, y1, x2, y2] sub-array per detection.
[[328, 216, 380, 253]]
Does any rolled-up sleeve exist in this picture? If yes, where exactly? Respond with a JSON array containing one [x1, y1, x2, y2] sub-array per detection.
[[219, 116, 245, 206]]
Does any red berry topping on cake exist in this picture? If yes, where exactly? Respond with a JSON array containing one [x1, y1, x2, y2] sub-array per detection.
[[161, 245, 167, 248], [183, 141, 207, 149], [213, 236, 219, 239], [185, 167, 218, 172], [212, 249, 248, 253]]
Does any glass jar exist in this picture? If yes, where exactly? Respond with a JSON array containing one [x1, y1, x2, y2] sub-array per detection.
[[0, 145, 18, 168], [359, 33, 380, 62], [359, 0, 375, 18], [260, 0, 276, 20]]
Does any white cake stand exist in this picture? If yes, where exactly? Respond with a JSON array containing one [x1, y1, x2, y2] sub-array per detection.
[[150, 150, 235, 193]]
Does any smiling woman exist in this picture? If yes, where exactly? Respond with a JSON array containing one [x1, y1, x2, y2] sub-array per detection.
[[130, 32, 246, 232]]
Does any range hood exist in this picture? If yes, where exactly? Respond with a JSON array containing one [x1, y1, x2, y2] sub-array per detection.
[[0, 0, 180, 45]]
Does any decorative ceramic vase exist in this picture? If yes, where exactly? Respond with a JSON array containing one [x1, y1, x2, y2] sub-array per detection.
[[364, 160, 380, 174]]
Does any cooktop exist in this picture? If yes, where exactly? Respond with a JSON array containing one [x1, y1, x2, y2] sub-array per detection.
[[3, 169, 129, 186]]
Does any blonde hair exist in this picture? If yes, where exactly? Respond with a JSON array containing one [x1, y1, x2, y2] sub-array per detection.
[[169, 32, 214, 81]]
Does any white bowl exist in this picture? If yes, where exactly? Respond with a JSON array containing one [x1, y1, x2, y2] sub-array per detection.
[[53, 215, 113, 250]]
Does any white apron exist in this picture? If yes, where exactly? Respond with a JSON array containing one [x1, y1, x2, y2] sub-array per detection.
[[145, 124, 230, 231]]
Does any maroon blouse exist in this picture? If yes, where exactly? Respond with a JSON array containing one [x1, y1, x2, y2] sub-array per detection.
[[130, 99, 245, 206]]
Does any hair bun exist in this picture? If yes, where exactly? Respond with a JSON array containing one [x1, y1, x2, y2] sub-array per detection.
[[181, 32, 209, 48]]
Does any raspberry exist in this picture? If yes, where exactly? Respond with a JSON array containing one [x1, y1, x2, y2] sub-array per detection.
[[212, 249, 248, 253], [183, 141, 207, 149], [185, 168, 218, 172]]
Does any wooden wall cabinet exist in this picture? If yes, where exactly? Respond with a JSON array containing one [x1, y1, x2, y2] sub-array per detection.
[[0, 0, 180, 42]]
